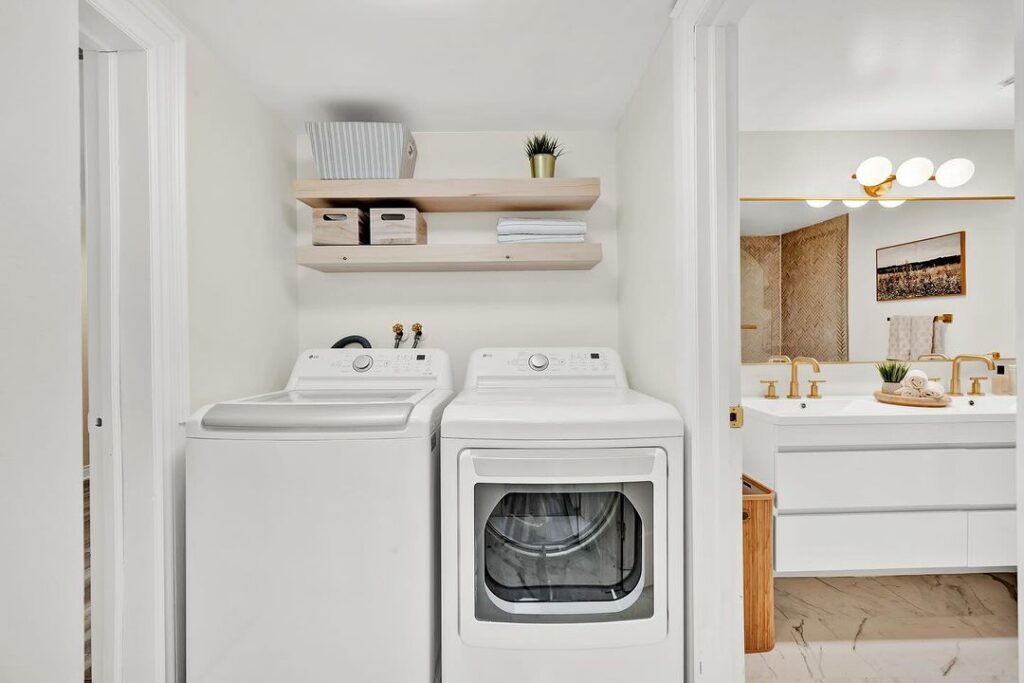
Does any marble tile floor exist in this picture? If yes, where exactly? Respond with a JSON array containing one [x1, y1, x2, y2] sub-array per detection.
[[746, 573, 1018, 682]]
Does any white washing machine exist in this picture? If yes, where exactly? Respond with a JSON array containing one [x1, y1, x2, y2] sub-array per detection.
[[186, 348, 453, 683], [440, 348, 685, 683]]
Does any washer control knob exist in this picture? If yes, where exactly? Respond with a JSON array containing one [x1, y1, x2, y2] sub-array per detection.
[[528, 354, 549, 371], [352, 355, 373, 372]]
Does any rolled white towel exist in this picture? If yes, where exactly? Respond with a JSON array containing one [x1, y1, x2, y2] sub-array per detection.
[[902, 369, 928, 391], [896, 386, 923, 398], [920, 380, 945, 399]]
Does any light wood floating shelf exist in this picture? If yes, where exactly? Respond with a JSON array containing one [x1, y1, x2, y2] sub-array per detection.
[[297, 243, 602, 272], [294, 177, 601, 212]]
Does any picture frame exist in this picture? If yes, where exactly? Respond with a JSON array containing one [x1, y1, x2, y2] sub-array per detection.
[[876, 231, 966, 301]]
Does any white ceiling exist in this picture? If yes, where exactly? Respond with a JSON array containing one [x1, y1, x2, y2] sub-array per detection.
[[741, 201, 851, 236], [163, 0, 672, 131], [739, 0, 1015, 131]]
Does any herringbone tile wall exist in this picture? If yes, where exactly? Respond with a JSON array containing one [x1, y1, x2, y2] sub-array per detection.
[[781, 214, 849, 361]]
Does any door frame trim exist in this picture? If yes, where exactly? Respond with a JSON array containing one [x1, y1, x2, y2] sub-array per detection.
[[669, 0, 754, 679], [81, 0, 188, 680]]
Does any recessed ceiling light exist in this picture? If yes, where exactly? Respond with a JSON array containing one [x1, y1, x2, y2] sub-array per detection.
[[805, 199, 833, 208], [842, 199, 868, 208], [879, 199, 906, 208]]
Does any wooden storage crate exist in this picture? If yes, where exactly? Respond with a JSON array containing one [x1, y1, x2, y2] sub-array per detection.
[[312, 208, 368, 246], [369, 208, 427, 245], [742, 474, 775, 654]]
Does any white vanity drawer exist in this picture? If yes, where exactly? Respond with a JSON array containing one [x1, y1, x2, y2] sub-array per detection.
[[967, 509, 1017, 568], [776, 448, 1015, 512], [776, 511, 967, 574]]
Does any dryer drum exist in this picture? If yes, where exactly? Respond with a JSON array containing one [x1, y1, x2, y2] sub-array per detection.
[[485, 491, 622, 557], [483, 490, 644, 606]]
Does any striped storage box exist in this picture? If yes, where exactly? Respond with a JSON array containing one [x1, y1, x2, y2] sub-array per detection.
[[305, 121, 418, 179]]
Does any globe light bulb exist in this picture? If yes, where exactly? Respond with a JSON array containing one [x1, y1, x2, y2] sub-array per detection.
[[895, 157, 934, 188], [855, 156, 893, 186], [805, 199, 833, 208], [934, 158, 975, 188]]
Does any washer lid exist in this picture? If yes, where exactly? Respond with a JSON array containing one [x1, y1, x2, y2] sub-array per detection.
[[199, 388, 429, 431], [441, 388, 683, 440]]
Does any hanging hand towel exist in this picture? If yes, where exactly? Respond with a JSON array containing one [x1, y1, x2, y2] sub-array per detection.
[[887, 315, 936, 360], [931, 319, 947, 355]]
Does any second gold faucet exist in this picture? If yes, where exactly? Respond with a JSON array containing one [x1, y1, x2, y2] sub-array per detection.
[[768, 355, 822, 399]]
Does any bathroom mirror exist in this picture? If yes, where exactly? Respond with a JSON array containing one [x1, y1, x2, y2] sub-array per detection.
[[740, 198, 1016, 363]]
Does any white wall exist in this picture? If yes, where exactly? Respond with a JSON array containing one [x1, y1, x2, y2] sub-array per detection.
[[848, 200, 1015, 359], [296, 131, 620, 386], [741, 130, 1014, 198], [615, 30, 676, 401], [188, 39, 299, 409], [0, 1, 83, 681]]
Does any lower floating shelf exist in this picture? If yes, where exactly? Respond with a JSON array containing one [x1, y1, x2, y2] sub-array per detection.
[[297, 243, 602, 272]]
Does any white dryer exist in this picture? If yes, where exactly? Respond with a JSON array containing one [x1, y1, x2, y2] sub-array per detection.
[[186, 348, 453, 683], [440, 348, 685, 683]]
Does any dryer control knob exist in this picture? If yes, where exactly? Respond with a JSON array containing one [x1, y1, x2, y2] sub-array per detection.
[[528, 354, 549, 371], [352, 355, 373, 372]]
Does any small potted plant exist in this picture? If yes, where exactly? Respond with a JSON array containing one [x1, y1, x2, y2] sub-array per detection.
[[524, 133, 565, 178], [876, 361, 910, 394]]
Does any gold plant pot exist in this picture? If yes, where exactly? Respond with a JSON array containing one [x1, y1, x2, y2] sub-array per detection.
[[529, 154, 557, 178]]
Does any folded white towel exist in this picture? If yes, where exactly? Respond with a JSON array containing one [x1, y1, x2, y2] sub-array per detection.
[[920, 380, 945, 399], [896, 386, 922, 398], [902, 369, 928, 391], [497, 217, 587, 236], [497, 234, 585, 243]]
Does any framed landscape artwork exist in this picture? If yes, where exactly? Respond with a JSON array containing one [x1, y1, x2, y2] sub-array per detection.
[[876, 231, 966, 301]]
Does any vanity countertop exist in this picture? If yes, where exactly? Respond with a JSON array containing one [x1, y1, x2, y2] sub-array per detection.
[[744, 394, 1016, 425]]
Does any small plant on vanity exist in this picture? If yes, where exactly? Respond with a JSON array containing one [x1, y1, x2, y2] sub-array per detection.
[[524, 133, 565, 178], [876, 361, 910, 394]]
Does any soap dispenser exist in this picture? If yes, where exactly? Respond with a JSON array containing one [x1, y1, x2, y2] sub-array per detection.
[[992, 365, 1010, 395]]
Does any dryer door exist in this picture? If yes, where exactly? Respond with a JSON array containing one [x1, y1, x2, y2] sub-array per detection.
[[458, 446, 668, 650]]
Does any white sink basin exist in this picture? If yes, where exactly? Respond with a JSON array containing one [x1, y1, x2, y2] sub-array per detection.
[[744, 394, 1016, 424]]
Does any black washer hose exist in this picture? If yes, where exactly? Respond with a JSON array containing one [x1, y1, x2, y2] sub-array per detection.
[[331, 335, 371, 349]]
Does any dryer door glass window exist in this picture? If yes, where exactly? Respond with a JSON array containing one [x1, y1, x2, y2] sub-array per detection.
[[474, 482, 654, 624]]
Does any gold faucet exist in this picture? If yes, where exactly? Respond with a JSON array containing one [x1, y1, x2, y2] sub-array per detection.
[[786, 357, 821, 399], [768, 355, 792, 364], [949, 354, 996, 396]]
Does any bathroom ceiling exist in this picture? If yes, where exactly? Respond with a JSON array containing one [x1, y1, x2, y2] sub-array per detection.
[[739, 0, 1015, 131], [162, 0, 672, 131]]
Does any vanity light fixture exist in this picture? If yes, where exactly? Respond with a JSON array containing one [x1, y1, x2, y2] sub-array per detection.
[[878, 199, 906, 208], [842, 199, 868, 208], [852, 156, 975, 196], [805, 199, 833, 208]]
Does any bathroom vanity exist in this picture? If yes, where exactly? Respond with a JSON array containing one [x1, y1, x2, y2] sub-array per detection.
[[743, 395, 1016, 575]]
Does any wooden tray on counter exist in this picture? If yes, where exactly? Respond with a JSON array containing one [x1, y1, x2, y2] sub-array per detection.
[[873, 391, 951, 408]]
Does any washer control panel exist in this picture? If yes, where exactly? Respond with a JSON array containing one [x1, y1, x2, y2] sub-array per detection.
[[466, 348, 627, 388], [288, 349, 453, 388]]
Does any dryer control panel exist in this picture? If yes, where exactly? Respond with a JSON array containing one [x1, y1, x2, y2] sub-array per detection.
[[464, 348, 628, 389], [288, 349, 453, 389]]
